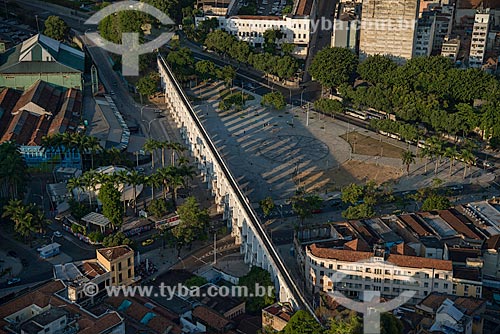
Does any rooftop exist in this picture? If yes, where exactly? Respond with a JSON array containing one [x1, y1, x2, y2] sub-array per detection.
[[97, 245, 133, 262], [0, 34, 84, 74], [263, 303, 293, 322], [192, 305, 232, 332], [308, 244, 453, 271], [418, 292, 486, 316], [295, 0, 314, 16]]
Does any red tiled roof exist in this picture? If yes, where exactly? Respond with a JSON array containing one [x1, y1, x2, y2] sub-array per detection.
[[390, 242, 417, 256], [399, 214, 432, 236], [295, 0, 314, 15], [192, 305, 231, 331], [97, 245, 133, 262], [308, 244, 452, 271], [344, 238, 371, 252], [438, 209, 481, 240]]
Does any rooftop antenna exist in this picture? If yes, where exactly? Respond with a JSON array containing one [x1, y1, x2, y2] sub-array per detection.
[[35, 15, 40, 33]]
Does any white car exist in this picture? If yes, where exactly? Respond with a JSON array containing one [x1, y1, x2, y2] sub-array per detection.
[[53, 231, 62, 238]]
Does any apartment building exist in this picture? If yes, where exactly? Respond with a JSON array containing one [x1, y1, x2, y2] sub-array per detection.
[[431, 5, 454, 53], [96, 245, 135, 286], [359, 0, 419, 62], [262, 303, 294, 332], [306, 243, 454, 304], [441, 36, 461, 61], [331, 2, 360, 51], [414, 11, 437, 57], [469, 9, 491, 68]]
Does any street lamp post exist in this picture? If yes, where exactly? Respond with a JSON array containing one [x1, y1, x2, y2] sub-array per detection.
[[300, 87, 306, 108], [143, 119, 157, 136]]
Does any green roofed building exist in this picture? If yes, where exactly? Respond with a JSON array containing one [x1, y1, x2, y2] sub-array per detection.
[[0, 34, 84, 90]]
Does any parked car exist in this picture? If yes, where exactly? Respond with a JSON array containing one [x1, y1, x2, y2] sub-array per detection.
[[53, 231, 62, 238], [142, 239, 154, 246], [7, 278, 21, 285]]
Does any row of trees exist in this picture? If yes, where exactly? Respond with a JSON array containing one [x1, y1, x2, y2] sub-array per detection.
[[261, 91, 286, 110], [0, 142, 28, 201], [283, 309, 403, 334], [41, 132, 102, 169], [204, 30, 299, 80], [309, 49, 500, 146]]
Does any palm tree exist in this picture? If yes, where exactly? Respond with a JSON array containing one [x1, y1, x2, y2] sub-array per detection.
[[179, 164, 196, 189], [444, 146, 458, 178], [86, 136, 103, 169], [123, 170, 144, 214], [158, 141, 170, 167], [169, 142, 186, 166], [67, 177, 83, 201], [419, 145, 431, 174], [177, 156, 190, 166], [427, 137, 444, 175], [115, 169, 130, 213], [169, 172, 185, 206], [147, 172, 162, 201], [144, 138, 159, 170], [33, 207, 51, 234], [0, 147, 28, 199], [81, 170, 98, 207], [401, 150, 415, 176], [460, 149, 476, 179], [2, 200, 36, 243], [156, 167, 172, 199]]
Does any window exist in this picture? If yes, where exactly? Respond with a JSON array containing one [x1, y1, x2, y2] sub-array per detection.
[[320, 271, 324, 276], [375, 269, 382, 275], [112, 277, 115, 284], [128, 258, 131, 266], [119, 273, 123, 283], [385, 270, 390, 275], [374, 278, 382, 283], [111, 265, 115, 271], [365, 268, 372, 273], [424, 273, 429, 279], [365, 285, 370, 289], [434, 274, 439, 279], [118, 262, 122, 271], [320, 262, 324, 267], [464, 285, 469, 292], [329, 264, 333, 269], [434, 282, 439, 289], [128, 268, 132, 278], [444, 283, 449, 289], [337, 265, 342, 270], [384, 278, 390, 283], [374, 286, 381, 291], [424, 282, 429, 288], [476, 286, 481, 295]]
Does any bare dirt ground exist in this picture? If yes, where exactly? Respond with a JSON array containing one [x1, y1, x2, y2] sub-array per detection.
[[294, 160, 401, 193], [340, 131, 405, 159]]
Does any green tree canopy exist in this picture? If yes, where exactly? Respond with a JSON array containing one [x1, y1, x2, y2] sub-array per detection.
[[259, 197, 275, 216], [172, 196, 210, 254], [238, 267, 275, 313], [357, 55, 397, 85], [341, 183, 364, 204], [44, 16, 69, 41], [137, 72, 160, 97], [309, 47, 358, 88], [261, 91, 286, 110], [421, 194, 451, 211], [98, 182, 123, 229], [283, 310, 322, 334]]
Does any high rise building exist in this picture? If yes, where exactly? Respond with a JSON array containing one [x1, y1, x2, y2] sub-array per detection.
[[469, 9, 491, 68], [359, 0, 420, 63]]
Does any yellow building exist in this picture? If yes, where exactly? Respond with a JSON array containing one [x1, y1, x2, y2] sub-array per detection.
[[97, 245, 135, 286]]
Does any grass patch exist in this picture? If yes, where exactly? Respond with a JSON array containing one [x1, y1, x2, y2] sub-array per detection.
[[340, 131, 405, 158]]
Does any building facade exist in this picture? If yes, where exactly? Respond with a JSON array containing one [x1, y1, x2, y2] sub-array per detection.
[[414, 11, 436, 57], [359, 0, 419, 62], [306, 244, 454, 304], [441, 36, 461, 61], [96, 245, 135, 286], [469, 10, 491, 68]]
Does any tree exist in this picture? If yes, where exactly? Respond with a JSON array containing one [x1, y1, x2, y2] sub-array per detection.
[[102, 231, 132, 247], [136, 72, 160, 99], [238, 267, 275, 314], [172, 197, 210, 255], [326, 311, 362, 334], [401, 150, 416, 176], [341, 183, 364, 204], [98, 182, 123, 229], [148, 198, 171, 218], [2, 200, 47, 243], [44, 16, 69, 41], [144, 138, 160, 169], [357, 55, 397, 85], [259, 197, 275, 217], [460, 149, 475, 179], [261, 91, 286, 110], [86, 136, 103, 169], [184, 275, 208, 288], [217, 65, 236, 88], [0, 142, 28, 200], [309, 47, 358, 88], [381, 313, 404, 334], [281, 43, 295, 55], [120, 170, 144, 214], [291, 192, 323, 226], [342, 203, 375, 219], [195, 60, 217, 82], [283, 310, 322, 334], [421, 194, 451, 211], [314, 98, 343, 116], [444, 146, 458, 177], [263, 28, 284, 52]]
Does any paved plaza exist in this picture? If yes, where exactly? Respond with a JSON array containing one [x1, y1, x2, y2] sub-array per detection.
[[190, 82, 495, 205]]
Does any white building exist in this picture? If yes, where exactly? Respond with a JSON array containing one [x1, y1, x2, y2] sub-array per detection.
[[198, 15, 312, 58], [331, 2, 360, 51], [469, 10, 491, 68], [430, 299, 473, 334], [441, 36, 461, 62], [305, 243, 454, 304]]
